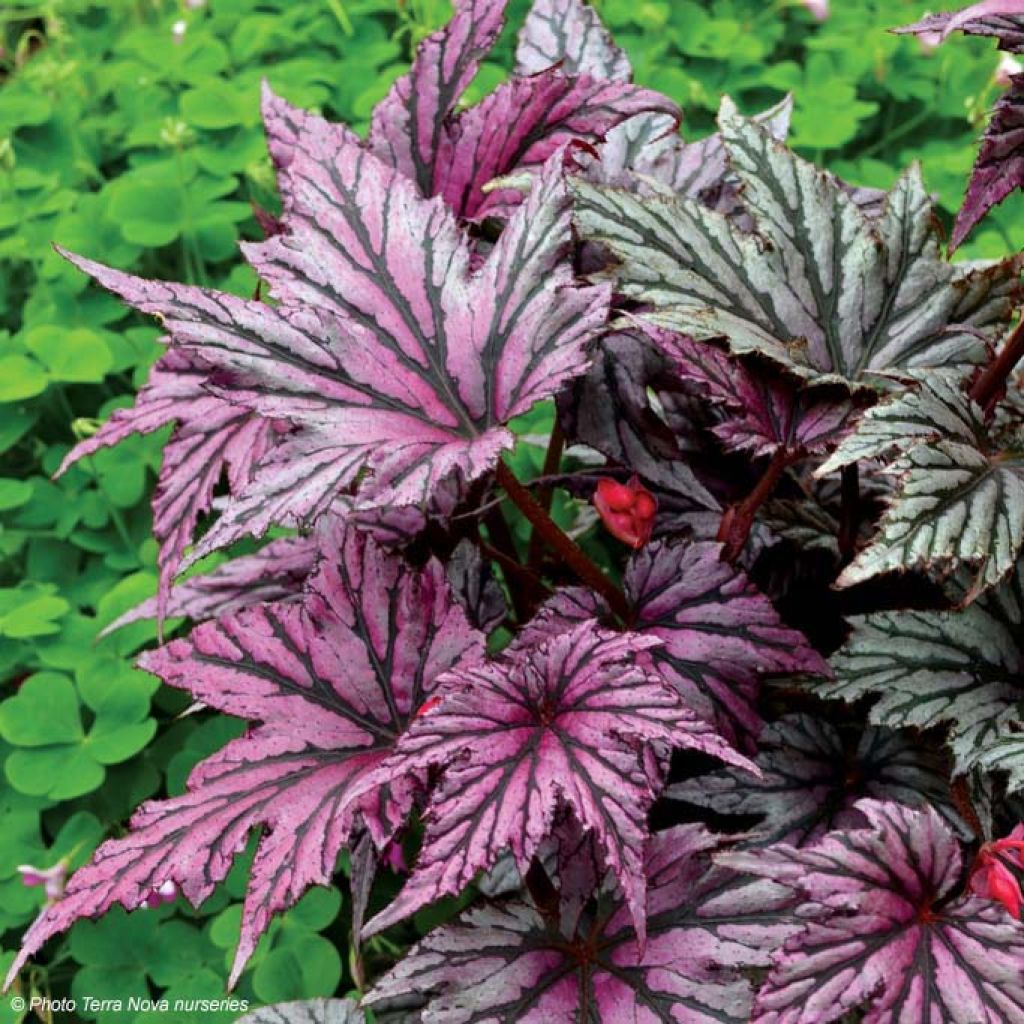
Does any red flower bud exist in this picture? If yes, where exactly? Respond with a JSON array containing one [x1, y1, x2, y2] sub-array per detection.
[[970, 824, 1024, 919], [593, 476, 657, 549]]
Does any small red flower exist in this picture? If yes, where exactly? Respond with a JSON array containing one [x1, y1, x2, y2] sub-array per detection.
[[969, 824, 1024, 918], [593, 476, 657, 549]]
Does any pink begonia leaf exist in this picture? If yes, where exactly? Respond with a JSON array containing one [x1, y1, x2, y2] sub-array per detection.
[[720, 800, 1024, 1024], [6, 526, 484, 989], [100, 534, 319, 636], [515, 0, 632, 80], [363, 622, 757, 944], [436, 69, 681, 221], [670, 715, 967, 847], [897, 5, 1024, 52], [521, 539, 828, 747], [260, 83, 360, 217], [59, 143, 608, 563], [365, 0, 678, 219], [654, 330, 860, 459], [896, 6, 1024, 248], [365, 823, 799, 1023], [368, 0, 510, 197], [56, 349, 273, 616]]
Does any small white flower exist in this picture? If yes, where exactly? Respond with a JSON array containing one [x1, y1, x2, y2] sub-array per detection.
[[172, 19, 187, 43], [801, 0, 829, 21]]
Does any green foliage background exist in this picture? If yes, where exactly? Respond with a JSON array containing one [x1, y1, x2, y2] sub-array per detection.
[[0, 0, 1013, 1020]]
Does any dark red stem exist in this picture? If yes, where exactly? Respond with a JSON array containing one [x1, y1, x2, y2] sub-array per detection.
[[838, 463, 860, 564], [717, 447, 796, 562], [527, 420, 565, 572], [483, 507, 534, 623], [970, 317, 1024, 416], [951, 775, 985, 840], [496, 459, 631, 621]]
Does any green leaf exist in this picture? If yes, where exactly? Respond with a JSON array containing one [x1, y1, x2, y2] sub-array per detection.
[[0, 595, 71, 638], [252, 934, 342, 1004], [0, 479, 33, 512], [23, 325, 113, 383], [0, 356, 47, 402]]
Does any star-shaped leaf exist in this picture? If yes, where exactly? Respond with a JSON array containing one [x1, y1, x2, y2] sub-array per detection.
[[670, 715, 966, 846], [57, 350, 273, 615], [824, 375, 1024, 598], [363, 621, 755, 943], [5, 526, 485, 988], [721, 800, 1024, 1024], [572, 98, 1021, 388], [368, 0, 677, 219], [63, 144, 609, 562], [521, 539, 828, 746], [365, 823, 798, 1024], [823, 566, 1024, 780]]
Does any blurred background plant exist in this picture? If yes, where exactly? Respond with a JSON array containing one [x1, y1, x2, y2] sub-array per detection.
[[0, 1, 1013, 1021]]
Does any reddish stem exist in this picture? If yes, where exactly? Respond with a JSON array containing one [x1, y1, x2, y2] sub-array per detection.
[[717, 447, 796, 562], [838, 463, 860, 564], [527, 420, 565, 572], [951, 775, 985, 840], [496, 459, 631, 621], [483, 507, 534, 623], [970, 317, 1024, 416]]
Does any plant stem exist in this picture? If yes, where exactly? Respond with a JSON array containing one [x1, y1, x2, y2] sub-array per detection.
[[527, 420, 565, 572], [951, 775, 984, 840], [717, 447, 796, 562], [970, 317, 1024, 415], [483, 506, 533, 623], [496, 459, 631, 621], [838, 463, 860, 564]]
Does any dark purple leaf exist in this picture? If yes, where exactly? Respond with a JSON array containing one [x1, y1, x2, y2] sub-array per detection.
[[721, 800, 1024, 1024], [954, 75, 1024, 249], [654, 331, 860, 459], [61, 144, 608, 561], [365, 0, 676, 220], [6, 527, 485, 987], [557, 330, 721, 533], [522, 539, 828, 746], [100, 534, 318, 635], [363, 622, 756, 942], [365, 823, 798, 1023], [57, 349, 273, 616], [896, 5, 1024, 247], [670, 715, 967, 846], [445, 539, 508, 633], [516, 0, 631, 80]]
